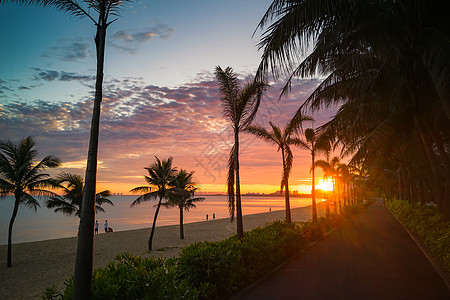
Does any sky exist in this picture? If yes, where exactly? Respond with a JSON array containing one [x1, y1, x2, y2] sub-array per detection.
[[0, 0, 337, 194]]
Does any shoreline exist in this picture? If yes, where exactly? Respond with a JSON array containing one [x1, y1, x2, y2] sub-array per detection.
[[0, 205, 326, 299]]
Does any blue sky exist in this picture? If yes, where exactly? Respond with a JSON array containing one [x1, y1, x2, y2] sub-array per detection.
[[0, 0, 337, 194], [1, 0, 272, 102]]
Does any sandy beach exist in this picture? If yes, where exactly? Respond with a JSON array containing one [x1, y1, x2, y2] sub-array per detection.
[[0, 205, 325, 299]]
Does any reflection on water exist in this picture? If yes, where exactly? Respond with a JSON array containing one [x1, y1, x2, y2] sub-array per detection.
[[0, 195, 316, 245]]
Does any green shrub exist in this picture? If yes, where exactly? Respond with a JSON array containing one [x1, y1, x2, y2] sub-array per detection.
[[43, 217, 348, 299]]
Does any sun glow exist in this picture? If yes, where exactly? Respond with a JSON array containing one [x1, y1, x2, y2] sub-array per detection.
[[316, 179, 333, 192]]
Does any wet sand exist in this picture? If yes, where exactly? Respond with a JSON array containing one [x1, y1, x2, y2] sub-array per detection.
[[0, 205, 325, 299]]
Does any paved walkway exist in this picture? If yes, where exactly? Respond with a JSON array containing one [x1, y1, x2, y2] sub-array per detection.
[[233, 200, 450, 299]]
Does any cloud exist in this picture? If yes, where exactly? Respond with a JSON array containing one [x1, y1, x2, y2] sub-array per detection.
[[42, 41, 92, 62], [0, 73, 335, 192], [110, 24, 174, 53], [32, 68, 94, 82]]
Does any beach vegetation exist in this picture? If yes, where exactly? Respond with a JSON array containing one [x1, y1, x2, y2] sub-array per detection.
[[215, 65, 267, 239], [130, 156, 177, 251], [1, 0, 134, 296], [46, 173, 113, 218], [315, 157, 341, 217], [296, 128, 330, 222], [255, 0, 450, 221], [162, 169, 205, 239], [246, 114, 311, 222], [0, 137, 61, 268], [43, 215, 357, 299]]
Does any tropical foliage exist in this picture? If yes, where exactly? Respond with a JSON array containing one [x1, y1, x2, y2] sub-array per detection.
[[256, 0, 450, 220], [215, 66, 267, 238], [130, 157, 177, 250], [46, 173, 113, 218], [163, 169, 205, 239], [2, 0, 133, 296], [296, 128, 330, 222], [0, 137, 60, 267], [246, 114, 311, 222], [43, 215, 352, 300]]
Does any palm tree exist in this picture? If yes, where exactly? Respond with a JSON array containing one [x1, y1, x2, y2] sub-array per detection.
[[2, 0, 131, 296], [254, 1, 450, 220], [315, 156, 341, 215], [215, 66, 267, 238], [46, 173, 113, 218], [130, 157, 176, 251], [297, 128, 329, 222], [246, 115, 311, 222], [163, 169, 204, 239], [0, 137, 60, 267]]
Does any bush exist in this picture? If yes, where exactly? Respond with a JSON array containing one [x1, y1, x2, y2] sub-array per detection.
[[44, 217, 348, 299], [387, 200, 450, 276]]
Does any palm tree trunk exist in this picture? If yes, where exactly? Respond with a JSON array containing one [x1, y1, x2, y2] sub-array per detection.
[[325, 191, 330, 218], [332, 177, 337, 214], [179, 207, 184, 239], [311, 150, 317, 222], [7, 196, 20, 268], [73, 17, 107, 300], [149, 196, 163, 250], [235, 129, 243, 238], [281, 148, 291, 223]]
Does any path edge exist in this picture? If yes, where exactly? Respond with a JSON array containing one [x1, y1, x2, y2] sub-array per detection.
[[229, 214, 352, 299], [387, 206, 450, 291]]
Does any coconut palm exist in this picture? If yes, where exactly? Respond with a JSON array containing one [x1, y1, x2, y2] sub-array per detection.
[[163, 169, 204, 239], [215, 66, 267, 239], [315, 156, 341, 215], [297, 128, 330, 222], [0, 137, 60, 267], [246, 115, 311, 222], [254, 0, 450, 220], [46, 173, 113, 218], [130, 157, 177, 251], [2, 0, 132, 296]]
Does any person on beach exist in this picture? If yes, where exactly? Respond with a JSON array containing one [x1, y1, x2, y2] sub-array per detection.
[[104, 220, 108, 233], [95, 220, 99, 234], [213, 213, 215, 219]]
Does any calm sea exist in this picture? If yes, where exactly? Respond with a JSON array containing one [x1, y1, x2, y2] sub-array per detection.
[[0, 195, 315, 245]]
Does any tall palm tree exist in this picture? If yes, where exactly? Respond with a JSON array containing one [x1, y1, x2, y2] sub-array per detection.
[[297, 128, 329, 222], [2, 0, 131, 296], [163, 169, 204, 239], [0, 137, 60, 267], [46, 173, 113, 218], [246, 115, 311, 222], [130, 157, 177, 251], [315, 156, 341, 215], [254, 0, 450, 220], [215, 66, 267, 238]]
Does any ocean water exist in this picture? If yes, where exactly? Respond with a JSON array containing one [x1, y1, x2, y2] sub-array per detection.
[[0, 195, 315, 245]]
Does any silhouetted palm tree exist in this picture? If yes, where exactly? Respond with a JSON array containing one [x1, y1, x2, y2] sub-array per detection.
[[46, 173, 113, 217], [0, 137, 60, 267], [215, 66, 267, 238], [130, 157, 177, 250], [246, 115, 311, 222], [163, 169, 204, 239], [2, 0, 132, 296], [297, 128, 329, 222], [255, 0, 450, 220]]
